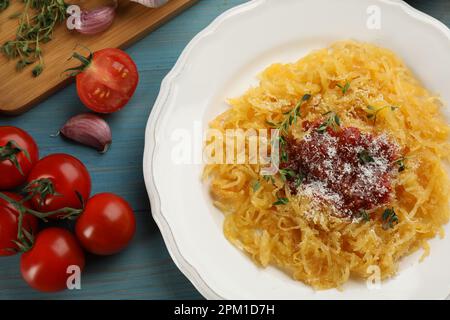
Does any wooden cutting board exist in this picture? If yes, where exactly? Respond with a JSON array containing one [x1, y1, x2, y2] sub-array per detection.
[[0, 0, 197, 115]]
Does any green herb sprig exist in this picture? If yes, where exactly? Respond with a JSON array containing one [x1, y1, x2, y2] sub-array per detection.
[[279, 168, 304, 188], [366, 105, 398, 124], [279, 135, 288, 162], [252, 180, 261, 192], [279, 168, 296, 181], [262, 175, 275, 184], [358, 149, 375, 165], [273, 196, 289, 206], [267, 94, 311, 133], [359, 210, 370, 222], [1, 0, 68, 76], [266, 94, 311, 164], [382, 208, 399, 229], [316, 111, 341, 133], [336, 82, 350, 94]]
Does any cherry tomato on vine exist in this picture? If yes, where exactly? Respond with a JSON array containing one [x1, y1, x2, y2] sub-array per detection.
[[21, 228, 85, 292], [71, 48, 139, 113], [0, 192, 38, 256], [0, 126, 39, 190], [26, 154, 91, 215], [75, 193, 136, 255]]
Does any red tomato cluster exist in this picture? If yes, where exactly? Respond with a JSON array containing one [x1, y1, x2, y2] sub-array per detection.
[[0, 126, 136, 292]]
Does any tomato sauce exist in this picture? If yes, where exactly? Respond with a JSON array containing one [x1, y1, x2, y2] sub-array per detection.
[[280, 123, 400, 218]]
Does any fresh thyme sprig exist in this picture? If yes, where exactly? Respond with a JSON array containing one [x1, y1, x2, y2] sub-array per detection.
[[279, 168, 304, 188], [316, 111, 341, 133], [279, 94, 311, 133], [366, 105, 398, 124], [279, 135, 288, 162], [266, 94, 312, 164], [336, 81, 350, 94], [279, 168, 296, 182], [1, 0, 68, 76], [262, 175, 275, 184], [273, 195, 289, 206], [266, 94, 311, 133], [382, 208, 399, 229], [265, 94, 312, 196]]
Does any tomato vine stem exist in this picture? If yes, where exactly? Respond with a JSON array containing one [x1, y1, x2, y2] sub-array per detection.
[[0, 191, 83, 249]]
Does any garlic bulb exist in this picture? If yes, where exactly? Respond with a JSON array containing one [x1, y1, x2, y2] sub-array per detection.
[[130, 0, 169, 8]]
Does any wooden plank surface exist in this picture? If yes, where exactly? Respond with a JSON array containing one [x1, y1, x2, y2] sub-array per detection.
[[0, 0, 448, 300], [0, 0, 197, 115]]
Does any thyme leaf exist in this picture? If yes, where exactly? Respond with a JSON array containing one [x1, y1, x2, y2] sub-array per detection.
[[262, 175, 275, 185], [278, 94, 311, 133], [358, 149, 375, 164], [252, 180, 261, 192], [337, 82, 350, 94], [366, 105, 398, 124], [382, 208, 399, 229], [317, 111, 341, 133], [273, 196, 289, 206], [279, 168, 296, 182], [359, 210, 370, 222], [394, 157, 406, 172]]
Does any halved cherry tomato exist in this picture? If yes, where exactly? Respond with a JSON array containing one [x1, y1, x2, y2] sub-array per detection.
[[26, 154, 91, 215], [75, 193, 136, 255], [0, 192, 38, 256], [76, 48, 139, 113], [21, 228, 85, 292], [0, 126, 39, 190]]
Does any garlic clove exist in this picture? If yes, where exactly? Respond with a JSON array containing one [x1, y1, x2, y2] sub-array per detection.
[[130, 0, 169, 8], [75, 5, 116, 35], [60, 113, 112, 153]]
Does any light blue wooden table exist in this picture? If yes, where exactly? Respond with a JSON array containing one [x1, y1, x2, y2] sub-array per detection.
[[0, 0, 449, 300]]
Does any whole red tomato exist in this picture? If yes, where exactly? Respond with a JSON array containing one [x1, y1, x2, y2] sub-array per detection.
[[75, 48, 139, 113], [21, 228, 85, 292], [75, 193, 136, 255], [0, 126, 39, 190], [26, 154, 91, 215], [0, 192, 38, 256]]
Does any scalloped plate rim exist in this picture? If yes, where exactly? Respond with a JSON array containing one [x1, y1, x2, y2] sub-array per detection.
[[143, 0, 450, 300]]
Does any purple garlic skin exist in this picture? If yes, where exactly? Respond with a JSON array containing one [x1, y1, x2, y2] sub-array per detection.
[[76, 6, 116, 35], [60, 113, 112, 153], [130, 0, 169, 8]]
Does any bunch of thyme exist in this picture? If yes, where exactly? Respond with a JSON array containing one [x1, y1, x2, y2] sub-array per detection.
[[1, 0, 68, 76]]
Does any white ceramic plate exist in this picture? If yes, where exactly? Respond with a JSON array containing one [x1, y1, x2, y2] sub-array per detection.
[[143, 0, 450, 299]]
